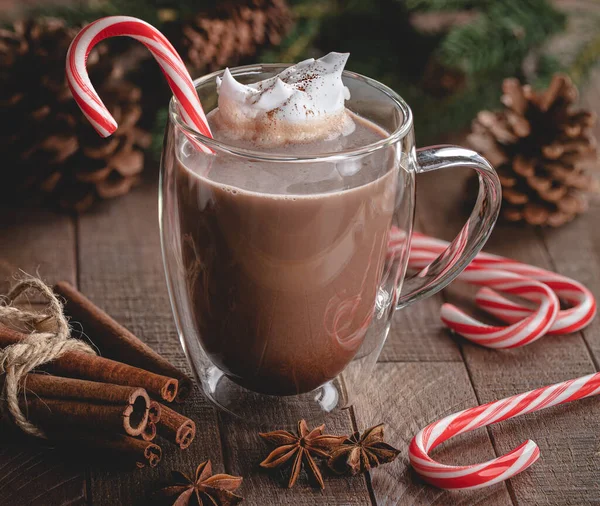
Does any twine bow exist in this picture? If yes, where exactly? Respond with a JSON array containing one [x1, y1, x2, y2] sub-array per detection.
[[0, 275, 96, 437]]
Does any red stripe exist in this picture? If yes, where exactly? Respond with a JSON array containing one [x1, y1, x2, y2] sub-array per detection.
[[476, 298, 525, 312], [68, 80, 116, 135], [162, 73, 212, 136], [544, 280, 581, 291], [442, 306, 554, 346], [418, 445, 527, 489], [444, 307, 543, 338], [85, 21, 198, 103], [503, 309, 556, 347], [67, 17, 212, 142], [551, 304, 596, 334], [441, 317, 503, 335], [563, 374, 600, 403]]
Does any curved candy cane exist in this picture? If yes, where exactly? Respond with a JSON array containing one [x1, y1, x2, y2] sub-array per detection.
[[464, 261, 595, 336], [66, 16, 212, 152], [388, 228, 596, 347], [409, 372, 600, 489], [439, 267, 559, 348], [408, 231, 596, 338], [406, 250, 561, 347]]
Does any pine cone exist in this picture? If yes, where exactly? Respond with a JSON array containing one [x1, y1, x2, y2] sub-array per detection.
[[0, 18, 151, 213], [165, 0, 292, 77], [467, 74, 598, 227]]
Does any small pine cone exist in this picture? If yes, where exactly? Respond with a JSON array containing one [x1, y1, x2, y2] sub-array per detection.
[[1, 18, 150, 213], [165, 0, 292, 77], [467, 74, 598, 227]]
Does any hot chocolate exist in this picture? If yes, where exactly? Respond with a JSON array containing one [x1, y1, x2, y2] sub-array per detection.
[[175, 55, 398, 395]]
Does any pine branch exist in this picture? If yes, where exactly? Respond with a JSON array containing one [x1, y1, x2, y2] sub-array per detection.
[[23, 0, 220, 27], [439, 0, 565, 75], [568, 31, 600, 85], [532, 54, 565, 89], [406, 75, 503, 142], [527, 2, 600, 88], [259, 0, 336, 62]]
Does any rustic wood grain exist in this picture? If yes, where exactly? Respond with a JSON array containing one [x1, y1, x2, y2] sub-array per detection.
[[352, 362, 512, 506], [380, 292, 462, 363], [415, 164, 600, 504], [0, 69, 598, 506], [219, 410, 372, 505], [76, 176, 224, 506], [538, 69, 600, 371], [0, 207, 76, 298], [0, 435, 87, 506], [0, 207, 83, 506], [75, 173, 374, 505]]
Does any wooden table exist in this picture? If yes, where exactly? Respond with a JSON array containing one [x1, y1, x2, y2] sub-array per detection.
[[1, 79, 599, 506]]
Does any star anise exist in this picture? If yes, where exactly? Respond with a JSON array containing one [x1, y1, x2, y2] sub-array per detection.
[[153, 460, 243, 506], [259, 419, 345, 489], [327, 424, 400, 476]]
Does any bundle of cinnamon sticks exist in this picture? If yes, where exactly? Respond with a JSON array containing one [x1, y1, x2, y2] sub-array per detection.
[[0, 281, 196, 469]]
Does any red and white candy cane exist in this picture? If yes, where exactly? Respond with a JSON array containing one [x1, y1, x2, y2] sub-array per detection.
[[406, 247, 560, 348], [463, 253, 595, 336], [409, 371, 600, 489], [441, 267, 559, 348], [66, 16, 212, 152], [392, 229, 596, 347]]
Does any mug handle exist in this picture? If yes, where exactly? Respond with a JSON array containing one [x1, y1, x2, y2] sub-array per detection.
[[396, 145, 501, 309]]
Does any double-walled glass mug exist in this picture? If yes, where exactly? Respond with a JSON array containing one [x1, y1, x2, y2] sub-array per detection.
[[160, 65, 501, 423]]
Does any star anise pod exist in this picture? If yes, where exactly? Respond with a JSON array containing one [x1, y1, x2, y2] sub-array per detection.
[[259, 419, 345, 489], [153, 460, 243, 506], [328, 424, 400, 476]]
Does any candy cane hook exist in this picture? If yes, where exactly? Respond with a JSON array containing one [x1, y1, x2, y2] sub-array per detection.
[[440, 267, 560, 348], [410, 372, 600, 489], [395, 229, 597, 347], [66, 16, 212, 152]]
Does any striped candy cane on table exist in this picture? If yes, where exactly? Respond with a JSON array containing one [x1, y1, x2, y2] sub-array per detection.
[[440, 267, 559, 348], [407, 231, 596, 339], [389, 227, 596, 347], [66, 16, 213, 153], [409, 371, 600, 490], [393, 227, 598, 488]]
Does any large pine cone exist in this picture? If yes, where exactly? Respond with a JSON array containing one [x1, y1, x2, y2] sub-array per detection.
[[0, 18, 150, 213], [468, 74, 598, 227], [164, 0, 292, 77]]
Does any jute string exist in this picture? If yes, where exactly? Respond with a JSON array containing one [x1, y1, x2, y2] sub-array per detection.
[[0, 275, 96, 437]]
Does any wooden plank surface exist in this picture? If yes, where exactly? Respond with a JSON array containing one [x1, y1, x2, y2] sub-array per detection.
[[1, 73, 599, 506], [353, 362, 512, 505], [1, 164, 599, 505], [76, 175, 225, 506], [540, 69, 600, 372], [380, 294, 462, 362], [77, 172, 374, 505], [0, 207, 84, 506], [220, 410, 372, 505], [0, 208, 76, 298], [415, 165, 600, 505]]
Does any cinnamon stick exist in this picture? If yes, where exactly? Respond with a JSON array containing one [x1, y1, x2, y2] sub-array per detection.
[[54, 281, 192, 401], [141, 420, 157, 442], [0, 324, 178, 402], [156, 403, 196, 449], [4, 374, 150, 436], [148, 400, 162, 423], [141, 400, 161, 442]]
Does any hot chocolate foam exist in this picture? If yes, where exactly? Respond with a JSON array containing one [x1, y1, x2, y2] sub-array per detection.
[[213, 52, 355, 146]]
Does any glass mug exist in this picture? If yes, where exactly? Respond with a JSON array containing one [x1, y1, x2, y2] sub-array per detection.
[[160, 65, 501, 423]]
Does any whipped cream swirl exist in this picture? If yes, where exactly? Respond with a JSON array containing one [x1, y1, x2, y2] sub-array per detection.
[[214, 52, 355, 145]]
